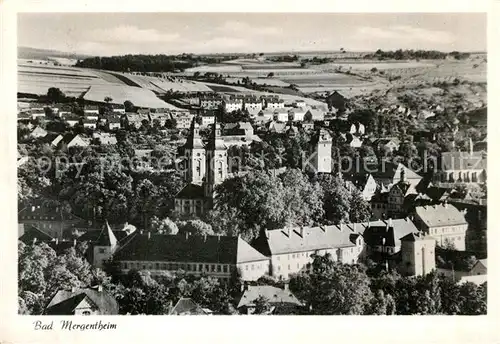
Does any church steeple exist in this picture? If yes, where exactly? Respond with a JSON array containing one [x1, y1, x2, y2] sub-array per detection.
[[184, 118, 206, 184], [204, 119, 228, 199]]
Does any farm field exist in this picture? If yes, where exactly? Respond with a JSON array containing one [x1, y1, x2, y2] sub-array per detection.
[[83, 84, 180, 109], [18, 62, 125, 97], [110, 73, 213, 93]]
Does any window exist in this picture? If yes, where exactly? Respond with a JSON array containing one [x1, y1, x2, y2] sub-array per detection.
[[217, 265, 222, 272], [288, 264, 290, 270], [251, 264, 254, 271], [223, 265, 228, 273], [82, 311, 91, 316], [212, 264, 216, 272], [124, 262, 128, 269], [277, 256, 280, 261], [187, 264, 192, 271], [205, 264, 209, 271], [199, 264, 203, 271], [99, 248, 106, 254], [292, 254, 295, 259], [155, 263, 160, 269]]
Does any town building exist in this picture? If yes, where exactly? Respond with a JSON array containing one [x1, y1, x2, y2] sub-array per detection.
[[309, 128, 332, 173], [344, 173, 378, 201], [243, 98, 263, 112], [413, 203, 468, 251], [200, 96, 223, 110], [92, 222, 119, 268], [44, 286, 118, 315], [168, 297, 211, 315], [124, 112, 148, 129], [183, 121, 206, 184], [252, 224, 365, 280], [274, 109, 290, 122], [264, 97, 285, 110], [18, 204, 83, 239], [111, 103, 126, 114], [83, 105, 99, 115], [30, 109, 46, 120], [51, 133, 89, 148], [362, 218, 420, 256], [223, 99, 244, 113], [372, 137, 401, 154], [399, 232, 436, 276], [435, 150, 487, 185], [64, 114, 81, 127], [236, 284, 302, 314], [92, 132, 118, 145], [30, 126, 48, 138], [288, 107, 307, 122], [201, 111, 216, 127], [325, 91, 347, 112], [82, 119, 97, 129], [106, 116, 121, 130], [112, 232, 270, 282]]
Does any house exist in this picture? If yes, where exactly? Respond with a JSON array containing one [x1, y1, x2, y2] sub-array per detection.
[[111, 103, 126, 114], [362, 218, 420, 256], [372, 137, 400, 154], [274, 109, 290, 122], [288, 107, 307, 122], [30, 126, 48, 138], [83, 104, 99, 115], [344, 173, 377, 201], [435, 150, 487, 185], [106, 116, 121, 130], [305, 108, 325, 121], [266, 121, 287, 134], [223, 122, 254, 137], [84, 113, 99, 121], [112, 231, 270, 282], [63, 133, 90, 148], [244, 98, 263, 112], [18, 204, 83, 239], [44, 287, 118, 315], [82, 119, 97, 129], [171, 111, 195, 129], [150, 113, 170, 127], [223, 99, 244, 113], [251, 224, 365, 280], [200, 96, 223, 110], [236, 284, 302, 314], [169, 297, 210, 315], [124, 112, 148, 129], [92, 132, 117, 145], [347, 162, 422, 188], [64, 114, 81, 127], [399, 232, 436, 277], [30, 109, 46, 120], [292, 99, 306, 108], [253, 109, 275, 123], [413, 203, 468, 251], [174, 183, 206, 216], [469, 259, 487, 276], [263, 97, 285, 110], [300, 121, 315, 133], [49, 104, 72, 117]]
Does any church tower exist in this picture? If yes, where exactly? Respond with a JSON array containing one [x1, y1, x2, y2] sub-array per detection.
[[93, 221, 118, 269], [204, 121, 228, 200], [311, 128, 332, 173], [399, 232, 436, 277], [184, 119, 206, 184]]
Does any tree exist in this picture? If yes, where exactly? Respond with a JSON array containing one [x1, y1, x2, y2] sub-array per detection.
[[104, 96, 113, 104], [254, 295, 272, 314], [267, 72, 274, 78], [150, 216, 179, 234], [124, 100, 135, 113], [317, 174, 351, 224], [290, 253, 372, 315], [177, 219, 214, 236], [47, 87, 66, 103], [349, 188, 371, 223]]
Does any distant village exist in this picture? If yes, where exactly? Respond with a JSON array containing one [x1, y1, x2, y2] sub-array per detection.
[[18, 83, 487, 315]]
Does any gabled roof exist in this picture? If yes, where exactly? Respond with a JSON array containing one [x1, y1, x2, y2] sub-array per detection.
[[362, 218, 419, 248], [113, 232, 268, 264], [169, 297, 208, 315], [415, 204, 467, 227], [94, 222, 118, 247], [18, 225, 54, 243], [175, 183, 205, 199], [45, 287, 118, 315], [237, 285, 302, 308]]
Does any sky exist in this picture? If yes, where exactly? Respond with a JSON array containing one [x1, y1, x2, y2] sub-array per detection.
[[18, 13, 486, 56]]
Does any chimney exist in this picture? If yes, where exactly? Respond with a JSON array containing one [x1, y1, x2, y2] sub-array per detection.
[[73, 239, 77, 247], [71, 286, 76, 293], [470, 138, 473, 155], [388, 218, 393, 228], [55, 238, 59, 245], [148, 232, 151, 239], [31, 206, 35, 212], [185, 232, 189, 240], [400, 168, 406, 182], [284, 283, 289, 291], [204, 234, 207, 242], [32, 237, 37, 244]]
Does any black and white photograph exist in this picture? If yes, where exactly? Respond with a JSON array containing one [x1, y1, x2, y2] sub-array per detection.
[[14, 11, 488, 317]]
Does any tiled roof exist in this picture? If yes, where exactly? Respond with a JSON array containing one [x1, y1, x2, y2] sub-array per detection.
[[18, 225, 54, 243], [400, 231, 431, 242], [93, 222, 118, 246], [362, 218, 419, 248], [415, 204, 467, 227], [440, 151, 487, 170], [18, 204, 82, 222], [175, 183, 205, 199], [237, 285, 302, 308], [169, 297, 208, 315], [113, 232, 268, 264], [45, 287, 118, 315], [254, 225, 359, 256]]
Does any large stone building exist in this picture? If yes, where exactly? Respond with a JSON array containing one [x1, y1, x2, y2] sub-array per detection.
[[252, 224, 365, 280], [435, 150, 487, 185], [112, 232, 270, 282], [413, 203, 468, 251], [399, 232, 436, 277]]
